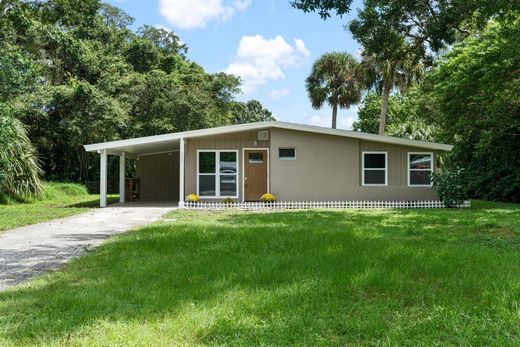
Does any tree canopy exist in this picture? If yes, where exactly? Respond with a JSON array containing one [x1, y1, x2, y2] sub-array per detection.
[[0, 0, 273, 184], [306, 52, 363, 129], [430, 17, 520, 202], [354, 16, 520, 202], [292, 0, 516, 62]]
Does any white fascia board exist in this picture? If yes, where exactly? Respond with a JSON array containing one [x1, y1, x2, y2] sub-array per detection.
[[83, 120, 453, 153], [273, 122, 454, 151], [83, 122, 274, 153]]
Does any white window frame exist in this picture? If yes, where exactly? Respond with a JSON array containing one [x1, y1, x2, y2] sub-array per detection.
[[197, 150, 239, 198], [408, 152, 434, 187], [362, 151, 388, 186], [278, 147, 296, 160]]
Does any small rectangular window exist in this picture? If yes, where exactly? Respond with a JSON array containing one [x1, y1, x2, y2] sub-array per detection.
[[362, 152, 387, 186], [408, 153, 433, 186], [248, 152, 263, 163], [279, 148, 295, 160]]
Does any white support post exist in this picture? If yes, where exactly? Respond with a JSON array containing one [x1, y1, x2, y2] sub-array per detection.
[[119, 152, 125, 203], [179, 138, 185, 205], [100, 149, 107, 208]]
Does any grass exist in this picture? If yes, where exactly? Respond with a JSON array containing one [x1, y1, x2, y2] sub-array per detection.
[[1, 201, 520, 346], [0, 182, 117, 231]]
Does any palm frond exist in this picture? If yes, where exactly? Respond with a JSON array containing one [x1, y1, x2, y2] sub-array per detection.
[[0, 109, 44, 201], [306, 52, 364, 114]]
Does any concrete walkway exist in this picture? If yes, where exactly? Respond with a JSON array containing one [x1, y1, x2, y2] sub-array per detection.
[[0, 202, 176, 291]]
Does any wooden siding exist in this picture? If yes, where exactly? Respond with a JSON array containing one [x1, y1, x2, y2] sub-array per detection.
[[184, 131, 270, 200], [136, 152, 179, 200]]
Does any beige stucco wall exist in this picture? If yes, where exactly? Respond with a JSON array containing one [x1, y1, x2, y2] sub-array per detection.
[[184, 131, 270, 200], [269, 128, 439, 201], [136, 152, 179, 200]]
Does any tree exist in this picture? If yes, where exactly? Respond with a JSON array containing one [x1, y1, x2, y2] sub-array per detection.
[[306, 52, 363, 129], [353, 92, 400, 134], [230, 100, 275, 125], [353, 87, 438, 141], [360, 50, 423, 135], [0, 104, 43, 201], [291, 0, 514, 62], [386, 118, 437, 142], [430, 17, 520, 202], [0, 0, 271, 183]]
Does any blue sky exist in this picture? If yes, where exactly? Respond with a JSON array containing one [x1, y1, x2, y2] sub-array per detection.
[[107, 0, 363, 129]]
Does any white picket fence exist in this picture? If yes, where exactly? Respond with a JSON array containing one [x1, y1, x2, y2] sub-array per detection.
[[180, 200, 471, 210]]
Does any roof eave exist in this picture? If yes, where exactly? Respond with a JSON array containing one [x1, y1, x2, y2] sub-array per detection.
[[83, 121, 453, 153]]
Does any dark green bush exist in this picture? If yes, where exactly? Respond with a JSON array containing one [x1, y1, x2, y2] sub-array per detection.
[[432, 168, 468, 207]]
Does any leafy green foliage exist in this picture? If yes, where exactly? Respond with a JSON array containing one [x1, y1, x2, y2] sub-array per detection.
[[0, 104, 43, 202], [0, 0, 271, 184], [386, 118, 437, 142], [290, 0, 353, 18], [431, 18, 520, 202], [353, 87, 439, 141], [306, 52, 363, 128], [432, 168, 469, 207], [358, 49, 423, 135], [230, 100, 275, 125], [292, 0, 514, 62]]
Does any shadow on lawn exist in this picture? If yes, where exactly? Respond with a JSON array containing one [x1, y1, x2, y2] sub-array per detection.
[[1, 208, 519, 345]]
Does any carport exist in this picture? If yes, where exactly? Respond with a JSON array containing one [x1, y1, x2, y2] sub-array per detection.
[[84, 134, 186, 207]]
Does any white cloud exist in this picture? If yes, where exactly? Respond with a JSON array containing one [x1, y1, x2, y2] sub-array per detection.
[[340, 116, 356, 130], [268, 88, 291, 100], [302, 106, 359, 130], [224, 35, 311, 93], [294, 38, 311, 57], [158, 0, 251, 30], [308, 115, 331, 128]]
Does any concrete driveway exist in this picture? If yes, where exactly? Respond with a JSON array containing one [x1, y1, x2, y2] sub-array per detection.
[[0, 202, 175, 291]]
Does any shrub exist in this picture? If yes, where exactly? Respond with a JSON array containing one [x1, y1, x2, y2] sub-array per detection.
[[260, 193, 276, 202], [0, 108, 43, 202], [185, 194, 200, 202], [223, 197, 233, 204], [43, 182, 89, 200], [432, 168, 468, 207]]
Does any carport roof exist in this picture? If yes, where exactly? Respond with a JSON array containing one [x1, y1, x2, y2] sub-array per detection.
[[83, 121, 453, 156]]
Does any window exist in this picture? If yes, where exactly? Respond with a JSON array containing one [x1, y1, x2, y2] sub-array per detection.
[[362, 152, 387, 186], [198, 150, 238, 197], [279, 148, 295, 160], [408, 153, 433, 186], [248, 152, 263, 163]]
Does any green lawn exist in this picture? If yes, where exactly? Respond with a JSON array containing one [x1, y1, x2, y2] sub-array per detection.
[[1, 201, 519, 346], [0, 182, 117, 232]]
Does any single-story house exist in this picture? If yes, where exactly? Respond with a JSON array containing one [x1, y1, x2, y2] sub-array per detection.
[[83, 121, 452, 207]]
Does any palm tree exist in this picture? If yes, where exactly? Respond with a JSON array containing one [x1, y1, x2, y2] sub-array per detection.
[[306, 52, 364, 129], [361, 51, 423, 135], [0, 108, 43, 201]]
